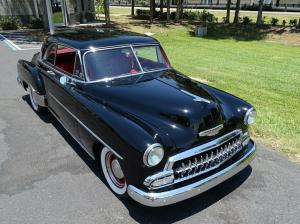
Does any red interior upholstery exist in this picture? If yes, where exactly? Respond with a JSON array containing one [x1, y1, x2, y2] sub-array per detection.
[[55, 48, 76, 75]]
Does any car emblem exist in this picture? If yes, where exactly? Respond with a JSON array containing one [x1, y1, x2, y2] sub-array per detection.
[[181, 90, 210, 104], [199, 124, 224, 137]]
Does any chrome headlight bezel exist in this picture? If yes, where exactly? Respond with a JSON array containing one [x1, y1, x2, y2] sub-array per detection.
[[244, 108, 256, 125], [143, 143, 164, 167]]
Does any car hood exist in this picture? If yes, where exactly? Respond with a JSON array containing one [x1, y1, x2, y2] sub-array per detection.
[[86, 69, 246, 149]]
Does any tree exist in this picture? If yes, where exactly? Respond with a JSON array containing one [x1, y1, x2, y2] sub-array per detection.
[[150, 0, 154, 23], [131, 0, 135, 16], [256, 0, 264, 25], [225, 0, 231, 23], [276, 0, 280, 7], [234, 0, 241, 23], [104, 0, 110, 25], [160, 0, 164, 14], [167, 0, 170, 22], [175, 0, 183, 21]]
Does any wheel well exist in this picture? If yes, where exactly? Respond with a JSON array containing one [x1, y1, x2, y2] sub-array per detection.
[[93, 141, 104, 162]]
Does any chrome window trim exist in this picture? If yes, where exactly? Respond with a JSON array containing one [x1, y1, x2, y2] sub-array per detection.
[[48, 92, 123, 160], [39, 59, 87, 84], [82, 43, 169, 83], [42, 42, 86, 81], [43, 43, 57, 65]]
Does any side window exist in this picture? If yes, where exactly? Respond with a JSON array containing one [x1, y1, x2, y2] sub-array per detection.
[[73, 54, 84, 80], [45, 44, 57, 65], [55, 45, 76, 75], [135, 46, 158, 62]]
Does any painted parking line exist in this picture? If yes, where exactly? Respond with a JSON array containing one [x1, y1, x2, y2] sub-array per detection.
[[0, 32, 42, 51], [0, 34, 21, 50]]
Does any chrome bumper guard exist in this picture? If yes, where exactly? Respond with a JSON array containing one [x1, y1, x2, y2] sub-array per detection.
[[127, 141, 256, 207]]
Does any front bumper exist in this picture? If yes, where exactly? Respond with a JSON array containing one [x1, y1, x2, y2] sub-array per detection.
[[127, 141, 256, 207]]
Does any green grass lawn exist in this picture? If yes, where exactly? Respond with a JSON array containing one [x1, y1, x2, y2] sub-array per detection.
[[110, 6, 299, 25], [53, 11, 63, 24], [151, 27, 300, 160]]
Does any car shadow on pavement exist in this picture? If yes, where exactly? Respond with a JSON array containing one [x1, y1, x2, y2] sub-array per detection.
[[23, 94, 253, 224], [120, 166, 252, 224]]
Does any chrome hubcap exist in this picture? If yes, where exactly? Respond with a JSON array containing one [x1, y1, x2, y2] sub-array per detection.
[[111, 159, 124, 179], [105, 152, 125, 188]]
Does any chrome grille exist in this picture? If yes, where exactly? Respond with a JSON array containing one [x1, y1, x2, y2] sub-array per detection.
[[173, 134, 242, 182]]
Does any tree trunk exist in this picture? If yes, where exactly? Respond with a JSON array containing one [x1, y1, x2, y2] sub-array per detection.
[[150, 0, 154, 23], [160, 0, 163, 13], [167, 0, 170, 22], [131, 0, 135, 16], [104, 0, 110, 25], [276, 0, 280, 7], [256, 0, 263, 26], [217, 0, 220, 5], [176, 0, 183, 21], [234, 0, 241, 23], [225, 0, 231, 23]]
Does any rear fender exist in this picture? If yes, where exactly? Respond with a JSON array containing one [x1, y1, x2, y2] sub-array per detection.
[[17, 59, 45, 95]]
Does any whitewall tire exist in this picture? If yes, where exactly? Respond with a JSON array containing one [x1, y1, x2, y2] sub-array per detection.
[[101, 147, 127, 196]]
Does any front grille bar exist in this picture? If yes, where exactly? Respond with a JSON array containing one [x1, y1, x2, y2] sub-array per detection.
[[165, 130, 243, 184], [174, 138, 243, 182]]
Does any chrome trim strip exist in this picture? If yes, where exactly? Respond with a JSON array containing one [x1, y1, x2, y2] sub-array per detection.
[[181, 89, 210, 104], [143, 170, 174, 187], [128, 141, 256, 207], [48, 92, 123, 160], [164, 130, 242, 170], [49, 108, 95, 160]]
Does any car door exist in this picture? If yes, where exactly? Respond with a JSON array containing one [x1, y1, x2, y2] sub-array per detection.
[[39, 44, 80, 140]]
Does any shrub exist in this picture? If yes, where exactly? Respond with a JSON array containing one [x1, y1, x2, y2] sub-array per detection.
[[282, 20, 286, 26], [28, 17, 43, 29], [135, 9, 150, 20], [182, 11, 198, 21], [0, 16, 19, 30], [271, 17, 279, 26], [242, 16, 252, 25], [198, 10, 215, 23], [289, 19, 297, 27]]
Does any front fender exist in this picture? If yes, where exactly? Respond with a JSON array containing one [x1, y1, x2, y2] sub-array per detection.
[[77, 90, 174, 185]]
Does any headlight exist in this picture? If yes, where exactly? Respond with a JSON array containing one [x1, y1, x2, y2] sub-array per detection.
[[244, 108, 256, 125], [143, 143, 164, 167]]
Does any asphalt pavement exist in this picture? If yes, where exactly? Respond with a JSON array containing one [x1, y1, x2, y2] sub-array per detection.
[[0, 40, 300, 224]]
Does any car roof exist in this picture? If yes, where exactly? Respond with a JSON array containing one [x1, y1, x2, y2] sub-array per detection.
[[48, 29, 159, 50]]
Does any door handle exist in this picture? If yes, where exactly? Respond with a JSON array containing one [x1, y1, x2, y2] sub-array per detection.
[[47, 70, 55, 76]]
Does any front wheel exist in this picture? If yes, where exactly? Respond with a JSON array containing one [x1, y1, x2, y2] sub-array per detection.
[[101, 147, 128, 196]]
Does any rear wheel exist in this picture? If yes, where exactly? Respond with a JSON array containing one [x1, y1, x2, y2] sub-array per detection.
[[101, 147, 128, 196], [28, 86, 44, 113]]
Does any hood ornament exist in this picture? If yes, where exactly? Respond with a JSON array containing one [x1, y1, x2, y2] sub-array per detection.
[[181, 90, 210, 104], [199, 124, 223, 137]]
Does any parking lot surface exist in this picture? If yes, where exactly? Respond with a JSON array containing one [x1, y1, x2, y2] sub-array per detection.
[[0, 41, 300, 224]]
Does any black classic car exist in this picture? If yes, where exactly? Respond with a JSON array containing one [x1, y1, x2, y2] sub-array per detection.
[[17, 29, 256, 207]]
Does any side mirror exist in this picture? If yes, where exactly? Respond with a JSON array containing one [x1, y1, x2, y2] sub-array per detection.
[[59, 76, 67, 85], [59, 76, 76, 87]]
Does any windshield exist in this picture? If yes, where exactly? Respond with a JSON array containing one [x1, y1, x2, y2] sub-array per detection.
[[84, 45, 170, 81]]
